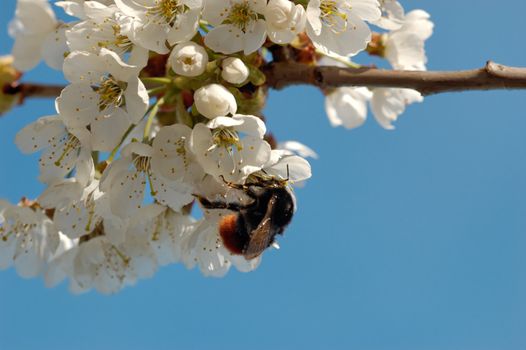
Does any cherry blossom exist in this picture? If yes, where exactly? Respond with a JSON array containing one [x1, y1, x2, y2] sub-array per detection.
[[265, 0, 306, 44], [189, 114, 272, 183], [114, 0, 203, 54], [60, 49, 148, 126], [325, 87, 372, 129], [194, 84, 238, 119], [100, 141, 194, 219], [203, 0, 268, 54], [1, 0, 438, 293], [66, 1, 150, 68], [0, 201, 60, 278], [371, 88, 423, 130], [383, 10, 434, 70], [9, 0, 67, 70], [373, 0, 404, 30], [306, 0, 381, 56], [168, 41, 209, 77], [221, 57, 250, 85], [15, 115, 94, 185]]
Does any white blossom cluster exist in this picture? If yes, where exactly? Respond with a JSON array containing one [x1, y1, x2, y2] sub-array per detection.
[[1, 0, 432, 294], [324, 1, 434, 130]]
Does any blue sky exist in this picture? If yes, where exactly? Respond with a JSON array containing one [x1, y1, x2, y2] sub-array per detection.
[[1, 1, 526, 349]]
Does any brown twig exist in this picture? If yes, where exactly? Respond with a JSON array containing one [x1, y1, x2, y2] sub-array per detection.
[[262, 61, 526, 96], [3, 82, 63, 100], [7, 61, 526, 100]]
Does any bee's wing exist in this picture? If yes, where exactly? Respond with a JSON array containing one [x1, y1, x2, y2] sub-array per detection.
[[243, 217, 273, 260], [243, 195, 278, 260]]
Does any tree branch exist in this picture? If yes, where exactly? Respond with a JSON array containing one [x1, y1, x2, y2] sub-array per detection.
[[7, 62, 526, 101], [262, 61, 526, 96], [3, 82, 64, 100]]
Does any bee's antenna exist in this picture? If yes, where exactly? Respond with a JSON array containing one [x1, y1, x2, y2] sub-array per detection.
[[286, 164, 290, 182]]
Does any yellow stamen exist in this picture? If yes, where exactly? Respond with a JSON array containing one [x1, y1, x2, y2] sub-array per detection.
[[212, 127, 243, 151], [111, 246, 130, 266], [55, 134, 81, 167], [226, 2, 258, 31], [147, 0, 187, 25], [97, 76, 126, 111], [320, 0, 349, 33]]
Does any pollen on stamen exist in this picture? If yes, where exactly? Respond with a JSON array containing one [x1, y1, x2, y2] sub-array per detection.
[[225, 2, 258, 32], [54, 134, 80, 167]]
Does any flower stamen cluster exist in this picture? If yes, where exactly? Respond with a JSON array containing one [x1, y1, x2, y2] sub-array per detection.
[[148, 0, 187, 25], [96, 77, 126, 110], [226, 2, 259, 31], [319, 0, 349, 33]]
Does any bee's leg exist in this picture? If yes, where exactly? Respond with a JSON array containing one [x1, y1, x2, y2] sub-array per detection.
[[219, 175, 247, 191], [195, 195, 249, 211], [217, 176, 260, 202]]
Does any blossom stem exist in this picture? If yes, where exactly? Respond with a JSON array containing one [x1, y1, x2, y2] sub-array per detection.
[[140, 77, 172, 85], [92, 151, 99, 165], [106, 101, 160, 163], [147, 86, 168, 96], [143, 96, 165, 141], [107, 124, 136, 163], [199, 20, 210, 33], [174, 94, 193, 127]]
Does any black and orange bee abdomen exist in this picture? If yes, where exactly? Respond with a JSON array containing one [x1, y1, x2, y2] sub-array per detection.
[[219, 214, 248, 255]]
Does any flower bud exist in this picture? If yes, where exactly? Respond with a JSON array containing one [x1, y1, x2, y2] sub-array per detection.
[[265, 0, 306, 44], [194, 84, 237, 119], [168, 42, 208, 77], [0, 55, 21, 116], [221, 57, 249, 85]]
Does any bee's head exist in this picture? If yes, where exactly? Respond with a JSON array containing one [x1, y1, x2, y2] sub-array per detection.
[[271, 187, 295, 232]]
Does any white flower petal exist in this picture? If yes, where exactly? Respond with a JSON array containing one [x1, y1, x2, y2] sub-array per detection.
[[206, 116, 244, 129], [308, 13, 371, 57], [232, 114, 266, 138], [266, 155, 312, 182], [151, 124, 192, 180], [91, 109, 131, 152], [129, 19, 170, 54], [124, 77, 149, 124], [352, 0, 382, 22], [325, 87, 371, 129], [371, 88, 423, 130], [56, 83, 99, 128], [11, 34, 45, 71], [38, 179, 84, 210], [42, 25, 68, 70], [110, 169, 145, 219], [204, 25, 244, 55], [278, 141, 319, 159], [150, 173, 194, 212], [236, 137, 272, 179], [242, 19, 267, 54], [121, 142, 154, 158], [167, 9, 200, 45], [15, 115, 65, 154]]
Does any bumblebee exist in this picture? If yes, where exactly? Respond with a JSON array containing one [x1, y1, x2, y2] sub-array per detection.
[[197, 174, 295, 260]]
